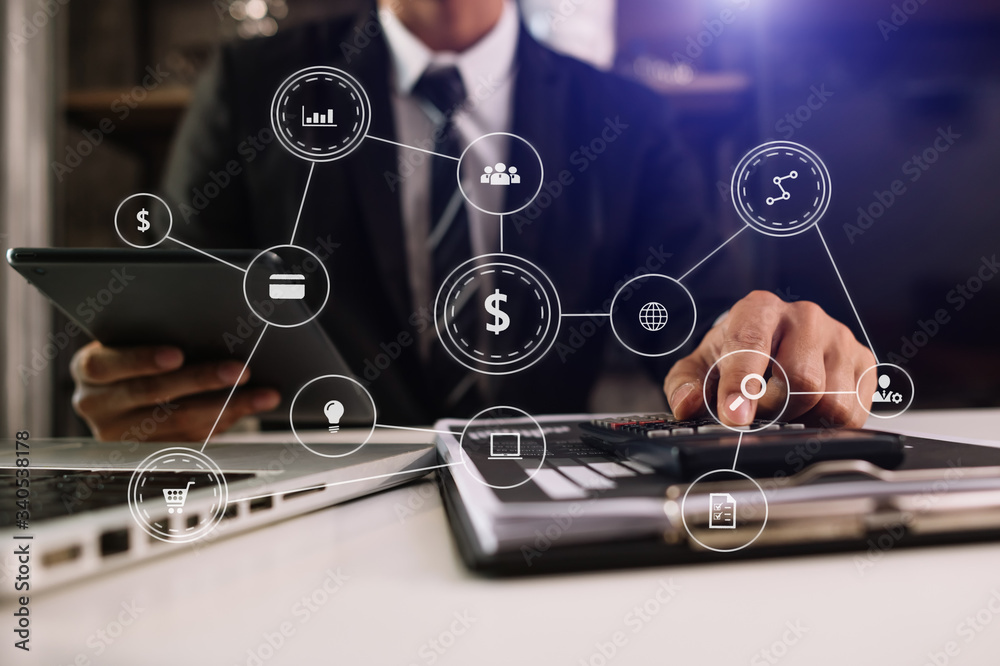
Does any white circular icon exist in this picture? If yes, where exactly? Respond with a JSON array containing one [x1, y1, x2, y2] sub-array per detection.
[[731, 141, 832, 237], [678, 468, 769, 553], [458, 406, 547, 490], [857, 363, 915, 419], [243, 245, 331, 329], [270, 66, 371, 162], [434, 253, 561, 375], [703, 349, 790, 433], [609, 274, 697, 357], [114, 193, 172, 248], [457, 133, 544, 216], [127, 448, 228, 543], [289, 375, 377, 458]]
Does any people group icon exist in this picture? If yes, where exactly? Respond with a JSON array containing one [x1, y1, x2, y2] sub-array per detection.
[[872, 374, 904, 404], [482, 162, 519, 186]]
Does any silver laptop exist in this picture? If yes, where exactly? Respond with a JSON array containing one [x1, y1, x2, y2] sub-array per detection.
[[0, 432, 436, 594]]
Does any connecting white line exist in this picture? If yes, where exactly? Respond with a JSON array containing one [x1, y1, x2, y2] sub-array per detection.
[[788, 390, 857, 395], [201, 324, 270, 452], [731, 431, 744, 470], [374, 423, 465, 437], [677, 224, 749, 283], [166, 236, 247, 273], [561, 312, 611, 318], [229, 460, 466, 504], [288, 162, 315, 245], [367, 135, 460, 161], [815, 225, 880, 364], [499, 214, 504, 252]]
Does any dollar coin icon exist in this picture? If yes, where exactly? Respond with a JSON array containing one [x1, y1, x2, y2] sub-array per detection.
[[435, 254, 560, 375], [114, 193, 172, 248], [485, 289, 510, 335]]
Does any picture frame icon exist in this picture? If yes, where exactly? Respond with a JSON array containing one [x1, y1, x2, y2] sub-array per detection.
[[488, 432, 522, 460], [269, 273, 306, 300]]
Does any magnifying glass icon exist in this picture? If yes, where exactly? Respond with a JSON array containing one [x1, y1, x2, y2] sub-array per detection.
[[729, 373, 767, 412]]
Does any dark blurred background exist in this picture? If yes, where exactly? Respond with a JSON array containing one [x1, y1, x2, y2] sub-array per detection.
[[2, 0, 998, 435]]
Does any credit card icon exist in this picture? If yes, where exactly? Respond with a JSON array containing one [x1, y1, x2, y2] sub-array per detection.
[[269, 274, 306, 300]]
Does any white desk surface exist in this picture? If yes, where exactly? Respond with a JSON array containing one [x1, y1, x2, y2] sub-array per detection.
[[7, 409, 1000, 666]]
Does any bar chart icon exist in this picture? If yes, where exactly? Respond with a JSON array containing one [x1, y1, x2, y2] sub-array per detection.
[[302, 106, 337, 127]]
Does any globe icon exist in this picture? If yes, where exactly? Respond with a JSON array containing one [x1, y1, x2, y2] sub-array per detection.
[[638, 301, 668, 332]]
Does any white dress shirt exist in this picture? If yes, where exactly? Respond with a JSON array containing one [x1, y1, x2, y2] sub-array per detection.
[[379, 2, 520, 357]]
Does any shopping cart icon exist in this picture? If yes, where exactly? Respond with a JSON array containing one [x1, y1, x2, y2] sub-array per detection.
[[163, 480, 196, 514]]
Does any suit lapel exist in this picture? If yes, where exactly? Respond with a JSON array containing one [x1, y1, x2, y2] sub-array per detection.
[[339, 14, 413, 328], [506, 27, 567, 261], [500, 28, 571, 355]]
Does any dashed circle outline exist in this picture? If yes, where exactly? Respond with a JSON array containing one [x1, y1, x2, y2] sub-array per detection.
[[679, 468, 769, 553], [856, 362, 915, 419], [114, 192, 172, 248], [242, 244, 331, 329], [127, 447, 228, 544], [702, 349, 791, 433], [730, 140, 832, 238], [289, 374, 377, 458], [434, 253, 562, 376], [609, 274, 697, 357], [270, 66, 371, 163], [445, 263, 548, 366], [457, 132, 545, 216], [458, 406, 547, 490]]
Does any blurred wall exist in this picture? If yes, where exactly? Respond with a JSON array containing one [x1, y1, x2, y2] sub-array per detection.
[[522, 0, 617, 70], [2, 0, 58, 435]]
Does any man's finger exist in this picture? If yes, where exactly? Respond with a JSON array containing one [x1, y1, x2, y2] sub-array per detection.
[[664, 354, 708, 420], [161, 389, 281, 440], [109, 388, 281, 442], [806, 342, 878, 428], [715, 347, 776, 427], [764, 327, 825, 420], [72, 342, 184, 386], [113, 360, 252, 411], [715, 354, 772, 426], [855, 354, 878, 419], [807, 358, 858, 427], [713, 292, 784, 425]]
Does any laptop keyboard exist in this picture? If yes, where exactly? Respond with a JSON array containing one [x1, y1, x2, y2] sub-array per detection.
[[0, 469, 255, 528]]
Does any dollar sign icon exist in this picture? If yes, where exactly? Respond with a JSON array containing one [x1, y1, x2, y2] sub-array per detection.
[[485, 289, 510, 335], [136, 208, 150, 233]]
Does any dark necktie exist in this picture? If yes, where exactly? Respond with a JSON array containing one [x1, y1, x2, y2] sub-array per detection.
[[414, 66, 471, 295], [413, 66, 481, 414]]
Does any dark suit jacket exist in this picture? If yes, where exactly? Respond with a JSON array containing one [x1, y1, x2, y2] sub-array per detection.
[[162, 7, 733, 424]]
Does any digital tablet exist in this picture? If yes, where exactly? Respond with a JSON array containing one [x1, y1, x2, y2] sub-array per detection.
[[6, 247, 358, 423]]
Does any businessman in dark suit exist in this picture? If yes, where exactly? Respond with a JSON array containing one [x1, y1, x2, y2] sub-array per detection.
[[69, 0, 876, 441]]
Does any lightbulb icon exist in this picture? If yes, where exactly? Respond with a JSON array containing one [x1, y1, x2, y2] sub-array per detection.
[[323, 400, 345, 433]]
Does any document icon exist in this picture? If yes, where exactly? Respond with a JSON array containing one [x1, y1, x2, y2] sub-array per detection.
[[709, 493, 736, 529]]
